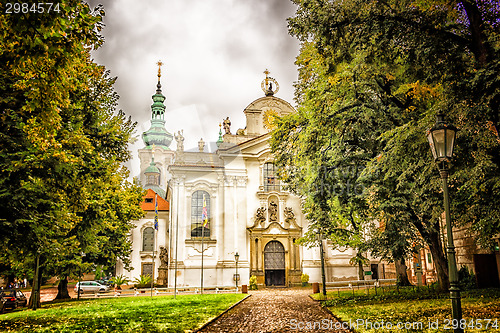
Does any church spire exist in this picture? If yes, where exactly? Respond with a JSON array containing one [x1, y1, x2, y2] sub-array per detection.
[[156, 60, 163, 94], [216, 123, 223, 148], [142, 60, 173, 149], [151, 60, 166, 120]]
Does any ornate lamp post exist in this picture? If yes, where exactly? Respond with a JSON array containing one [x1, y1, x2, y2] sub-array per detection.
[[234, 252, 240, 291], [427, 113, 462, 333]]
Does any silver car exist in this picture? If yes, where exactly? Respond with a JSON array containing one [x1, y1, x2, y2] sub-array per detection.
[[74, 281, 109, 294]]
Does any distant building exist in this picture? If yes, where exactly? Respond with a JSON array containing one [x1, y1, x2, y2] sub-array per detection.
[[453, 224, 500, 288], [117, 66, 387, 288]]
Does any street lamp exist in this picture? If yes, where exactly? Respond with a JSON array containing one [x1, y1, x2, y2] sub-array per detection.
[[234, 252, 239, 291], [427, 113, 462, 333]]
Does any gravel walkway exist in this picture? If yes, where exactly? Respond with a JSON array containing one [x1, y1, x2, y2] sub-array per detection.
[[197, 288, 352, 333]]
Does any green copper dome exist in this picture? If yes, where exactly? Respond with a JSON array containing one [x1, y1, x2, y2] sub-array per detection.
[[143, 157, 165, 197], [142, 78, 173, 148], [144, 158, 160, 174]]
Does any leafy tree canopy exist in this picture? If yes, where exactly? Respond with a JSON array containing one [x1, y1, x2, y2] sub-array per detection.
[[0, 1, 144, 301], [272, 0, 499, 288]]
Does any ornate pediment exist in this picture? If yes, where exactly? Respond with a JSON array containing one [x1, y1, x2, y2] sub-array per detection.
[[248, 206, 302, 232], [267, 222, 287, 235]]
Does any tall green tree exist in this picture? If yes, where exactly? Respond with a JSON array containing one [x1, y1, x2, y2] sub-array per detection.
[[0, 1, 144, 306], [274, 0, 499, 290], [271, 39, 395, 280]]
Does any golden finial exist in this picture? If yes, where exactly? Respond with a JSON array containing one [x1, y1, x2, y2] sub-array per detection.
[[261, 68, 279, 96], [157, 60, 163, 79], [264, 68, 270, 87]]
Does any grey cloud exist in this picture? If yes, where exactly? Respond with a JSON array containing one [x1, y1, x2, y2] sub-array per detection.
[[86, 0, 299, 178]]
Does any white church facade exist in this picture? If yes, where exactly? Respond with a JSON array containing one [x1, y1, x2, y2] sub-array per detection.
[[117, 67, 382, 288]]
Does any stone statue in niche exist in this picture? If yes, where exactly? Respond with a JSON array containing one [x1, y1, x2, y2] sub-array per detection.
[[284, 207, 295, 225], [159, 246, 168, 267], [268, 201, 278, 222], [255, 207, 266, 226]]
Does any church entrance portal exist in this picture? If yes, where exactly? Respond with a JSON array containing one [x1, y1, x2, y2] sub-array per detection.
[[264, 240, 285, 286]]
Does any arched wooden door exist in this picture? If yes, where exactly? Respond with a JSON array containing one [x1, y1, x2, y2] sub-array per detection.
[[264, 240, 285, 286]]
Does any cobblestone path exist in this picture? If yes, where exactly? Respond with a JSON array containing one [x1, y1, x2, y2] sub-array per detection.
[[197, 289, 351, 333]]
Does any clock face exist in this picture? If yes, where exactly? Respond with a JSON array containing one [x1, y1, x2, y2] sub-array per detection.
[[261, 77, 280, 95]]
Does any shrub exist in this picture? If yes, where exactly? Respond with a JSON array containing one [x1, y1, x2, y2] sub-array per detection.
[[301, 273, 309, 286], [110, 275, 130, 290], [458, 266, 476, 290], [133, 275, 152, 288], [249, 275, 258, 290]]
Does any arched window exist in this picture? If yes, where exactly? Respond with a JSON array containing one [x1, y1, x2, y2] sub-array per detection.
[[263, 162, 280, 191], [142, 227, 154, 251], [191, 190, 210, 238], [146, 174, 160, 186]]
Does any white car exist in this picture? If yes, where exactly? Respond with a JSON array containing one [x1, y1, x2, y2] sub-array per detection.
[[74, 281, 109, 294]]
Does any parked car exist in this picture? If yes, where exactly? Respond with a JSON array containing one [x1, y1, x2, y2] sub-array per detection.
[[74, 281, 109, 294], [96, 278, 112, 286], [0, 289, 27, 310]]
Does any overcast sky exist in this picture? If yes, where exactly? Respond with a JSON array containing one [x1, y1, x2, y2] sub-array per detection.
[[87, 0, 300, 179]]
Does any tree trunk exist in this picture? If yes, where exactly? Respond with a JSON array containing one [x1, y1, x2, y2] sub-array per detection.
[[395, 258, 411, 286], [357, 260, 364, 280], [411, 214, 449, 291], [28, 254, 41, 310], [7, 274, 15, 288], [462, 0, 491, 66], [55, 276, 71, 299], [427, 230, 449, 291]]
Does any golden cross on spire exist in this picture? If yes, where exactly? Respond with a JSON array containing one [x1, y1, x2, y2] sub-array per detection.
[[157, 60, 163, 79], [264, 68, 270, 87]]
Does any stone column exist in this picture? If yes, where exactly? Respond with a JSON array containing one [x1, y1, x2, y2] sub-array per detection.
[[233, 176, 238, 254], [258, 237, 263, 271]]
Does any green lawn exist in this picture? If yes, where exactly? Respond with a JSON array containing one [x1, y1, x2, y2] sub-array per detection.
[[0, 293, 247, 333], [315, 288, 500, 332]]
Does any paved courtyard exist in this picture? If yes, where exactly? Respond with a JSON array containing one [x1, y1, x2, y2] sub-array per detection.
[[197, 288, 352, 333]]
